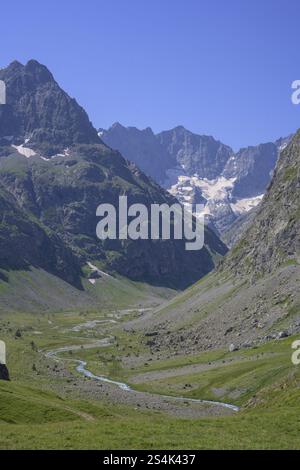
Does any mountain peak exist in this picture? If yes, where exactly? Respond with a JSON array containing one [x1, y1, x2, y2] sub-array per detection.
[[5, 60, 23, 70], [111, 121, 124, 129], [24, 59, 54, 82], [172, 125, 188, 133], [0, 59, 101, 153], [3, 59, 54, 83]]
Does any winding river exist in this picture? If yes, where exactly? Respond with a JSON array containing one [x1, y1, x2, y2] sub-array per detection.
[[46, 342, 239, 413]]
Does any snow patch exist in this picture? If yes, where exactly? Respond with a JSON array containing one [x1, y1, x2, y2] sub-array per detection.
[[166, 173, 262, 231], [40, 148, 70, 162], [87, 262, 113, 279], [49, 148, 70, 159], [192, 176, 236, 200], [168, 175, 236, 206], [12, 144, 36, 158], [230, 194, 263, 215]]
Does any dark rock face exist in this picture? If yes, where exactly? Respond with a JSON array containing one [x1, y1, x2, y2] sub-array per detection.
[[0, 364, 9, 381], [100, 124, 233, 184], [0, 181, 83, 287], [157, 126, 233, 180], [0, 60, 228, 290], [223, 143, 278, 198], [0, 60, 101, 155], [99, 123, 173, 185]]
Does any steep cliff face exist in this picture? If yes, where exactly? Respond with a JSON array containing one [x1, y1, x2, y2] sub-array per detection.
[[100, 124, 233, 183], [99, 123, 173, 184], [223, 143, 278, 198], [157, 126, 233, 179]]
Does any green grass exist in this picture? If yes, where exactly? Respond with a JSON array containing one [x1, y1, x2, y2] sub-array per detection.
[[1, 310, 300, 449], [93, 336, 296, 408], [0, 382, 80, 425], [0, 379, 300, 449], [0, 264, 175, 314], [131, 351, 293, 406]]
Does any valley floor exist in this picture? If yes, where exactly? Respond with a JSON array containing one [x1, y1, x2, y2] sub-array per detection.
[[0, 302, 300, 449]]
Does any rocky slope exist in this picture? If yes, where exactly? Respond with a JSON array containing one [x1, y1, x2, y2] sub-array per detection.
[[0, 60, 227, 291], [100, 124, 292, 234], [126, 131, 300, 353], [221, 206, 258, 248], [224, 130, 300, 276]]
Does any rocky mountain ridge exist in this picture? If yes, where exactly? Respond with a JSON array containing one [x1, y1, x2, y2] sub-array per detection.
[[100, 123, 292, 234]]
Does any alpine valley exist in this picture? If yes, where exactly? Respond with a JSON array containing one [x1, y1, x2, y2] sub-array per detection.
[[0, 60, 299, 451]]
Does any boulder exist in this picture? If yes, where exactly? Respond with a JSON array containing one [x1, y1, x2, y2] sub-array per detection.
[[277, 331, 289, 340], [0, 364, 9, 381]]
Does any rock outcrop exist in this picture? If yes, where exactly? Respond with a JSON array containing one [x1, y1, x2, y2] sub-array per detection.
[[0, 364, 9, 381]]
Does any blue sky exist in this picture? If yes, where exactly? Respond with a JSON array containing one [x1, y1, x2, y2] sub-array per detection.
[[1, 0, 300, 149]]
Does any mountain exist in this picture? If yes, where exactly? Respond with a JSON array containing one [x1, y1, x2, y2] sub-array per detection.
[[99, 124, 233, 183], [127, 130, 300, 353], [0, 60, 227, 296], [0, 60, 100, 155], [100, 123, 293, 234]]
